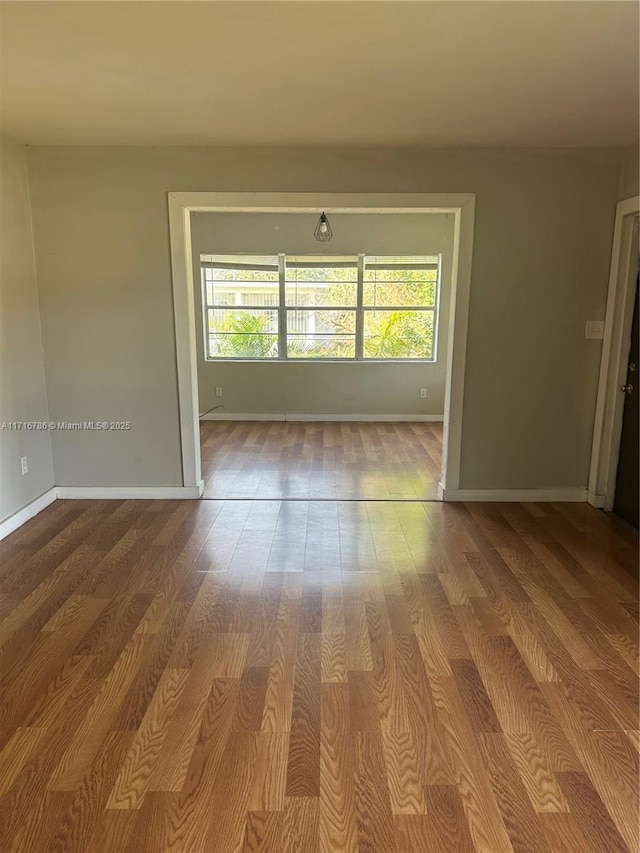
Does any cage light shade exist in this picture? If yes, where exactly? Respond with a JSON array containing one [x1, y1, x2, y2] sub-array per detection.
[[314, 211, 333, 242]]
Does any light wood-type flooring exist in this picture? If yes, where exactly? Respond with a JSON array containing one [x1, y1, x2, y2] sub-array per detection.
[[200, 421, 443, 500], [0, 497, 638, 851]]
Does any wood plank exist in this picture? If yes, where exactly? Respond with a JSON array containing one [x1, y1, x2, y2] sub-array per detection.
[[106, 667, 190, 809], [285, 632, 321, 797], [354, 731, 397, 852], [503, 731, 568, 813], [556, 770, 631, 853], [319, 683, 357, 853], [423, 785, 476, 853], [248, 733, 289, 812], [476, 732, 552, 853]]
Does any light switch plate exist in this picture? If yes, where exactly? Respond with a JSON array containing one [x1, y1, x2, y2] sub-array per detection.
[[585, 320, 604, 340]]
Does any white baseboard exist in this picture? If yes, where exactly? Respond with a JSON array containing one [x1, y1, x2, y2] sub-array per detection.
[[201, 413, 444, 423], [0, 482, 205, 541], [440, 487, 588, 503], [56, 483, 204, 500], [0, 487, 57, 540], [201, 413, 283, 421]]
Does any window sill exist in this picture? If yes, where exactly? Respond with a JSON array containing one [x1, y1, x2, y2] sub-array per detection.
[[203, 358, 438, 364]]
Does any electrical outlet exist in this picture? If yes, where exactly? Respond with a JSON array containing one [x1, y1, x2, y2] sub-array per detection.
[[20, 456, 28, 476], [215, 387, 223, 398], [420, 388, 427, 399], [585, 320, 604, 340]]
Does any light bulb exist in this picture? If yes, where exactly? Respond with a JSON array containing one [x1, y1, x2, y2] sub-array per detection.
[[314, 211, 333, 241]]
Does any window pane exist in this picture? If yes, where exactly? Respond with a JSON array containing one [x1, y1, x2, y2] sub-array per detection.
[[287, 335, 355, 359], [363, 256, 438, 307], [286, 307, 356, 358], [363, 310, 435, 359], [202, 255, 279, 308], [285, 256, 357, 307], [207, 308, 278, 358], [286, 309, 356, 336], [208, 334, 279, 358]]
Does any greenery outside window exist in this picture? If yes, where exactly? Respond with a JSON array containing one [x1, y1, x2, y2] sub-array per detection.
[[201, 253, 440, 361]]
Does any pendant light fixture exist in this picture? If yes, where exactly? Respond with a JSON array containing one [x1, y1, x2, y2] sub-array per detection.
[[314, 211, 333, 242]]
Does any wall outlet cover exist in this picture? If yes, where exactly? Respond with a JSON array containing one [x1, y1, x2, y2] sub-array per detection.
[[20, 456, 28, 475]]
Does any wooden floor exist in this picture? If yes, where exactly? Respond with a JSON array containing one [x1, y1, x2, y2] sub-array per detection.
[[200, 421, 443, 500], [0, 497, 638, 851]]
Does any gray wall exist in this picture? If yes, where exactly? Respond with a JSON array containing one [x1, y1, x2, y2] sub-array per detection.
[[190, 212, 453, 417], [26, 145, 624, 490], [0, 136, 54, 520]]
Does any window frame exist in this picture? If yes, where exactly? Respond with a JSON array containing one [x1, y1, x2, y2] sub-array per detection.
[[201, 252, 441, 363]]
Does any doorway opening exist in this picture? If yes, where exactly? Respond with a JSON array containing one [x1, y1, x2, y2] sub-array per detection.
[[589, 196, 640, 529], [168, 194, 476, 502], [192, 216, 452, 500]]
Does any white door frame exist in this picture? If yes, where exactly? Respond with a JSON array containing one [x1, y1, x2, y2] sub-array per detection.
[[167, 192, 476, 499], [588, 195, 639, 510]]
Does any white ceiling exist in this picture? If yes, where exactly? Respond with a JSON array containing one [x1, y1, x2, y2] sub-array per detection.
[[1, 1, 638, 147]]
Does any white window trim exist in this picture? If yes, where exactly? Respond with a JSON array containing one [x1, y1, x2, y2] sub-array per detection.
[[201, 253, 441, 363], [168, 192, 476, 500]]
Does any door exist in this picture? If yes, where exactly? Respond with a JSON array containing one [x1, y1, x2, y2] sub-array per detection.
[[613, 274, 639, 529]]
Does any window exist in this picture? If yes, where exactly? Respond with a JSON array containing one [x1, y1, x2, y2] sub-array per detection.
[[201, 253, 440, 361], [286, 256, 358, 358], [202, 255, 280, 358], [363, 256, 438, 359]]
